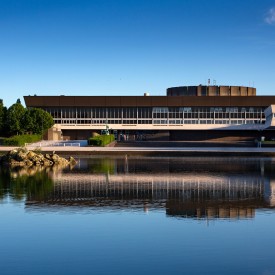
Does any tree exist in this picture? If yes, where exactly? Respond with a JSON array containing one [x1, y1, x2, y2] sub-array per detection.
[[0, 99, 6, 135], [6, 102, 25, 135], [3, 99, 54, 137], [22, 109, 34, 134], [29, 108, 54, 134]]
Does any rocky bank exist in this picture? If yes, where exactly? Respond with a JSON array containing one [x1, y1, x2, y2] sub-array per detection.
[[0, 147, 77, 167]]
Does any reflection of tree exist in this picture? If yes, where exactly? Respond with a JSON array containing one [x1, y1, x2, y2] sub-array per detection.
[[89, 158, 115, 174], [0, 167, 11, 199], [0, 166, 54, 201]]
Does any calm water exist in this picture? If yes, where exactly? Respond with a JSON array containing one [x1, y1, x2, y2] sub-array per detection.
[[1, 156, 275, 275]]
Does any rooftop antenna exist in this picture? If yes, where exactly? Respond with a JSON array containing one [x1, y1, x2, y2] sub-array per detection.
[[213, 79, 216, 86], [208, 79, 210, 86]]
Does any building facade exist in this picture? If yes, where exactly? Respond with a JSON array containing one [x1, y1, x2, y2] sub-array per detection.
[[24, 85, 275, 141]]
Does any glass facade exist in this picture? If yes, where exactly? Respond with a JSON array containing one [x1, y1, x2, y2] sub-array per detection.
[[45, 106, 265, 125]]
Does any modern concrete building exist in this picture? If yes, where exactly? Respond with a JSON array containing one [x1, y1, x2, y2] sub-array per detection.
[[24, 85, 275, 141]]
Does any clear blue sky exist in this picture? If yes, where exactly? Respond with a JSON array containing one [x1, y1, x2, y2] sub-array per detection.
[[1, 0, 275, 107]]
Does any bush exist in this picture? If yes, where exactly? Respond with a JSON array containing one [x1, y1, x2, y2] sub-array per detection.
[[0, 137, 5, 145], [88, 134, 115, 147], [3, 134, 42, 146]]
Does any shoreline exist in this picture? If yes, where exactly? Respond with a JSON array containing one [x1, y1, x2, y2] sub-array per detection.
[[1, 146, 275, 157]]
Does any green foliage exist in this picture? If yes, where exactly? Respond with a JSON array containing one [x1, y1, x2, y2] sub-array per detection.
[[6, 102, 25, 135], [3, 99, 54, 136], [0, 99, 7, 135], [3, 134, 42, 146], [0, 137, 4, 145], [29, 108, 54, 134], [22, 109, 34, 133], [88, 134, 115, 146]]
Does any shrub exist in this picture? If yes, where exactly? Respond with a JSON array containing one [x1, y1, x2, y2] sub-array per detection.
[[0, 137, 5, 145], [88, 134, 115, 147], [3, 134, 42, 146]]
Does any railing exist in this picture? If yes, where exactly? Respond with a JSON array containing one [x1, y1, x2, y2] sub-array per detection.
[[25, 142, 81, 147]]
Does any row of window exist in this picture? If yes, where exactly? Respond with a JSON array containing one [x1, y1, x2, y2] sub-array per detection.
[[153, 113, 262, 119], [153, 107, 262, 113], [45, 107, 265, 120], [44, 107, 266, 126], [53, 119, 265, 125]]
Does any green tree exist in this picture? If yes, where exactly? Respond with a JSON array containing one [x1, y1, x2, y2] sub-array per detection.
[[6, 102, 25, 135], [4, 99, 54, 137], [29, 108, 54, 134], [22, 109, 34, 134], [0, 99, 6, 135]]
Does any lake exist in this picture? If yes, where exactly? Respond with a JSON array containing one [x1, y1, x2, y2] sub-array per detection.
[[1, 156, 275, 275]]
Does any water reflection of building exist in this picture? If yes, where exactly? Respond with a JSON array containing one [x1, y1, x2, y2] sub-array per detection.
[[26, 171, 273, 220], [166, 200, 257, 219], [267, 180, 275, 207]]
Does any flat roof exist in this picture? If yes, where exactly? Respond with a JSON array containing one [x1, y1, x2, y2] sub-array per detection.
[[24, 95, 275, 108]]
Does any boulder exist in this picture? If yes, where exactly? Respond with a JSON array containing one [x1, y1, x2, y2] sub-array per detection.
[[69, 156, 77, 165], [15, 149, 28, 161], [42, 159, 54, 166], [0, 148, 76, 167], [27, 151, 36, 159], [24, 159, 33, 166]]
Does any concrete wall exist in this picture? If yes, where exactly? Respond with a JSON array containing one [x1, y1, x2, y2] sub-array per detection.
[[197, 85, 207, 96], [46, 126, 62, 141], [230, 86, 240, 96], [166, 85, 256, 97], [60, 128, 275, 142], [220, 86, 230, 96], [240, 86, 248, 96], [62, 130, 95, 140], [248, 87, 256, 96], [169, 130, 271, 141], [208, 86, 219, 96]]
